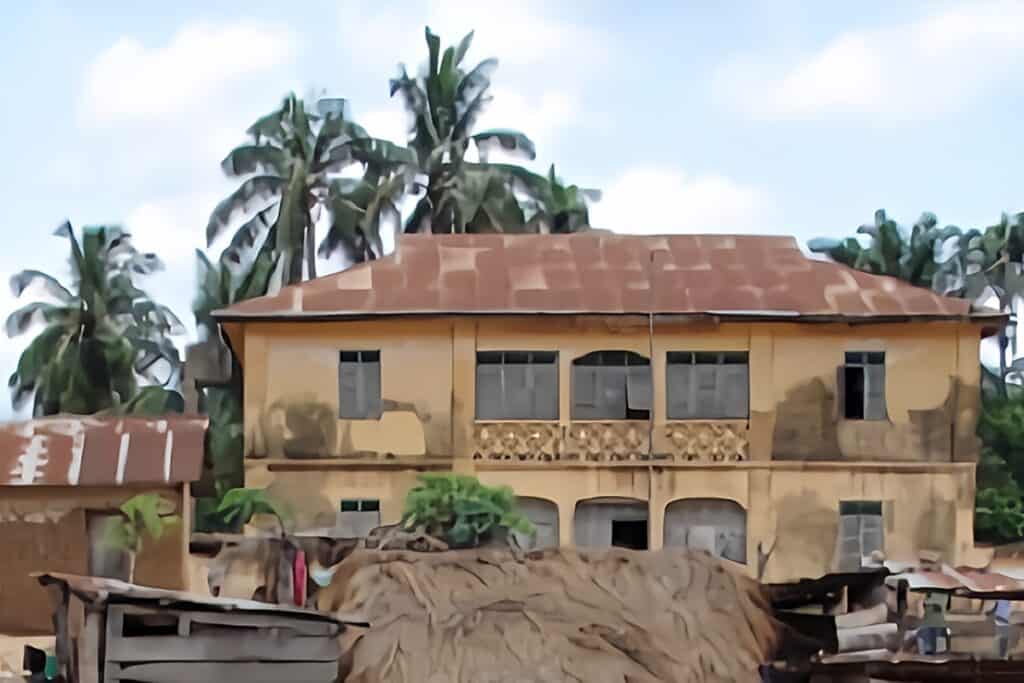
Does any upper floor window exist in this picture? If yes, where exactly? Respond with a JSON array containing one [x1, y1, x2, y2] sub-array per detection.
[[476, 351, 558, 420], [666, 351, 749, 420], [338, 350, 382, 419], [841, 352, 886, 420], [571, 351, 651, 420]]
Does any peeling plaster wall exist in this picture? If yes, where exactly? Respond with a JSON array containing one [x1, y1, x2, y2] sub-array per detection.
[[244, 319, 453, 459]]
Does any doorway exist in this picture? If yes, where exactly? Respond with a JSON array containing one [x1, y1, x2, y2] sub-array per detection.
[[573, 498, 649, 549], [611, 519, 648, 550]]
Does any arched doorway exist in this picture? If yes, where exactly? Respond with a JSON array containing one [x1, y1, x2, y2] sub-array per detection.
[[664, 498, 746, 564], [574, 497, 648, 549], [515, 497, 559, 550]]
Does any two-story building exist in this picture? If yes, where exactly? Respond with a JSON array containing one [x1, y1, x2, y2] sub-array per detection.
[[213, 233, 1002, 582]]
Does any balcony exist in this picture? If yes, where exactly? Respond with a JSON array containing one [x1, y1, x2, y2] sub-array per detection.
[[473, 420, 749, 463]]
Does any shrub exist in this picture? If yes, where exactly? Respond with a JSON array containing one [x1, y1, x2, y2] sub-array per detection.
[[402, 473, 534, 548], [106, 493, 180, 554]]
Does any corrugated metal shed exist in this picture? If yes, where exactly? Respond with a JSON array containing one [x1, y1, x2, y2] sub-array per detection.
[[214, 233, 1002, 321], [0, 416, 207, 486]]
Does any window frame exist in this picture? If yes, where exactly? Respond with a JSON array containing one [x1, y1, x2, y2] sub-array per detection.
[[838, 499, 884, 571], [841, 351, 887, 421], [338, 350, 383, 420], [475, 350, 559, 421], [666, 351, 750, 420], [570, 351, 652, 421]]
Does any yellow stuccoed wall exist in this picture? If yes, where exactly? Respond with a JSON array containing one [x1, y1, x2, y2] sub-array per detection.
[[236, 315, 984, 581]]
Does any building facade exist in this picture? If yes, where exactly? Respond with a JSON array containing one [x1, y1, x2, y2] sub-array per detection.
[[215, 233, 1001, 582]]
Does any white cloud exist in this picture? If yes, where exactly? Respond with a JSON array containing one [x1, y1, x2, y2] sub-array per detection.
[[81, 22, 296, 124], [715, 0, 1024, 120], [359, 109, 410, 146], [478, 88, 575, 149], [125, 191, 224, 265], [591, 167, 770, 235]]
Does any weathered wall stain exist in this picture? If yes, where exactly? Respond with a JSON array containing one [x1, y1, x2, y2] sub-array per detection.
[[915, 497, 957, 559], [770, 493, 839, 577], [771, 379, 840, 460], [772, 376, 975, 462]]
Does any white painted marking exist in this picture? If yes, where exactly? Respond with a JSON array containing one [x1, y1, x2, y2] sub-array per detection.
[[163, 430, 174, 482], [67, 423, 86, 486], [14, 436, 48, 485], [115, 433, 131, 484]]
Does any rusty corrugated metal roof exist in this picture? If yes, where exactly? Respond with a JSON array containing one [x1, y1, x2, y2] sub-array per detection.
[[884, 563, 1024, 597], [0, 416, 207, 486], [35, 572, 341, 621], [214, 233, 1000, 321]]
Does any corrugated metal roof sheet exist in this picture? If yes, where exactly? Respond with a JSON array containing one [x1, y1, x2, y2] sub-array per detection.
[[35, 572, 341, 621], [0, 416, 207, 486], [214, 233, 1001, 321], [883, 563, 1024, 596]]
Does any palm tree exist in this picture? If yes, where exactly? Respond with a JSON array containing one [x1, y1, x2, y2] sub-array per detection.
[[388, 28, 563, 234], [206, 94, 410, 283], [6, 222, 184, 415]]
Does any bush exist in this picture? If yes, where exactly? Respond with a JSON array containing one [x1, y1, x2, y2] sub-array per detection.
[[106, 493, 180, 554], [402, 474, 534, 548]]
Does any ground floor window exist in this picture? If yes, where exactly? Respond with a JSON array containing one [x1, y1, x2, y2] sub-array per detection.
[[663, 498, 747, 564], [573, 498, 648, 550], [514, 497, 559, 550], [337, 499, 381, 538]]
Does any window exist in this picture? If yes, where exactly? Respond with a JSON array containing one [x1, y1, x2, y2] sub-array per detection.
[[841, 352, 886, 420], [338, 350, 382, 419], [666, 352, 749, 419], [87, 512, 132, 580], [571, 351, 651, 420], [476, 351, 558, 420], [838, 500, 884, 571], [337, 499, 381, 538], [663, 498, 747, 565]]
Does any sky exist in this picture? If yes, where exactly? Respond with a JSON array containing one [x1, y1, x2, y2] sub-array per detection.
[[2, 0, 1023, 419]]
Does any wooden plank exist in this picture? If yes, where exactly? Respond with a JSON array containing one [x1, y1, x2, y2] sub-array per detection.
[[107, 604, 338, 636], [103, 608, 124, 683], [77, 610, 103, 683], [110, 661, 338, 683], [106, 633, 341, 663]]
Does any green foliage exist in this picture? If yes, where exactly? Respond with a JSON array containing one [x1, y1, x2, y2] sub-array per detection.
[[402, 473, 534, 548], [106, 493, 180, 555], [6, 222, 183, 416], [381, 28, 597, 236], [975, 487, 1024, 544], [214, 488, 290, 529]]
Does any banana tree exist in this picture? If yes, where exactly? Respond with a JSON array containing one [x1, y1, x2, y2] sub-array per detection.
[[387, 28, 545, 234], [6, 222, 183, 416], [206, 94, 410, 284]]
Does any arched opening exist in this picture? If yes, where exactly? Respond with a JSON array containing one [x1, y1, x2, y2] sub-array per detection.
[[514, 497, 559, 550], [571, 351, 651, 420], [574, 497, 648, 549], [664, 498, 747, 564]]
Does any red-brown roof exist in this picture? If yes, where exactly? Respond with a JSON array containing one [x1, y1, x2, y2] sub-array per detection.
[[0, 416, 207, 487], [215, 234, 999, 321]]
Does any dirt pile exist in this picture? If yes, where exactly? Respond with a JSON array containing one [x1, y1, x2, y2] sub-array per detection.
[[318, 547, 781, 683]]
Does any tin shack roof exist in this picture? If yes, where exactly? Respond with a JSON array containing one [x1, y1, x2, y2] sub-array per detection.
[[213, 233, 1004, 322], [0, 416, 207, 486], [884, 563, 1024, 598], [35, 572, 341, 622]]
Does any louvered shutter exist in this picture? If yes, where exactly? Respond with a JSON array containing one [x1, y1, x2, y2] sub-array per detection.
[[504, 364, 530, 419], [666, 364, 694, 419], [338, 362, 361, 418], [363, 359, 382, 419], [626, 366, 652, 412], [572, 365, 599, 419], [476, 364, 503, 419], [694, 365, 719, 418], [838, 514, 862, 572], [865, 364, 887, 420], [600, 367, 628, 419], [718, 364, 749, 419], [859, 514, 884, 557], [533, 363, 559, 420]]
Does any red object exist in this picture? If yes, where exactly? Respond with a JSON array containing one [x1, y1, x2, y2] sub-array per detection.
[[292, 549, 307, 606]]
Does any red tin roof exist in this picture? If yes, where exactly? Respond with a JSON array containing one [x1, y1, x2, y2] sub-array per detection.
[[0, 416, 207, 487], [214, 233, 1000, 322]]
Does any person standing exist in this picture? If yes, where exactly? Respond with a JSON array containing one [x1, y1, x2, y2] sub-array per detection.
[[992, 599, 1012, 659], [918, 591, 948, 655]]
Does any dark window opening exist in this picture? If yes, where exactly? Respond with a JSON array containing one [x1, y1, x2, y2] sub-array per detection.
[[611, 519, 648, 550], [844, 366, 866, 419], [841, 352, 886, 421], [340, 499, 379, 512]]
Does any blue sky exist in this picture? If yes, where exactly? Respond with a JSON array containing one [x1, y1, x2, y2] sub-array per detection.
[[2, 0, 1023, 419]]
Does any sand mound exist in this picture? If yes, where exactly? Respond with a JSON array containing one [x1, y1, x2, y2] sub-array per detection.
[[318, 547, 780, 682]]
